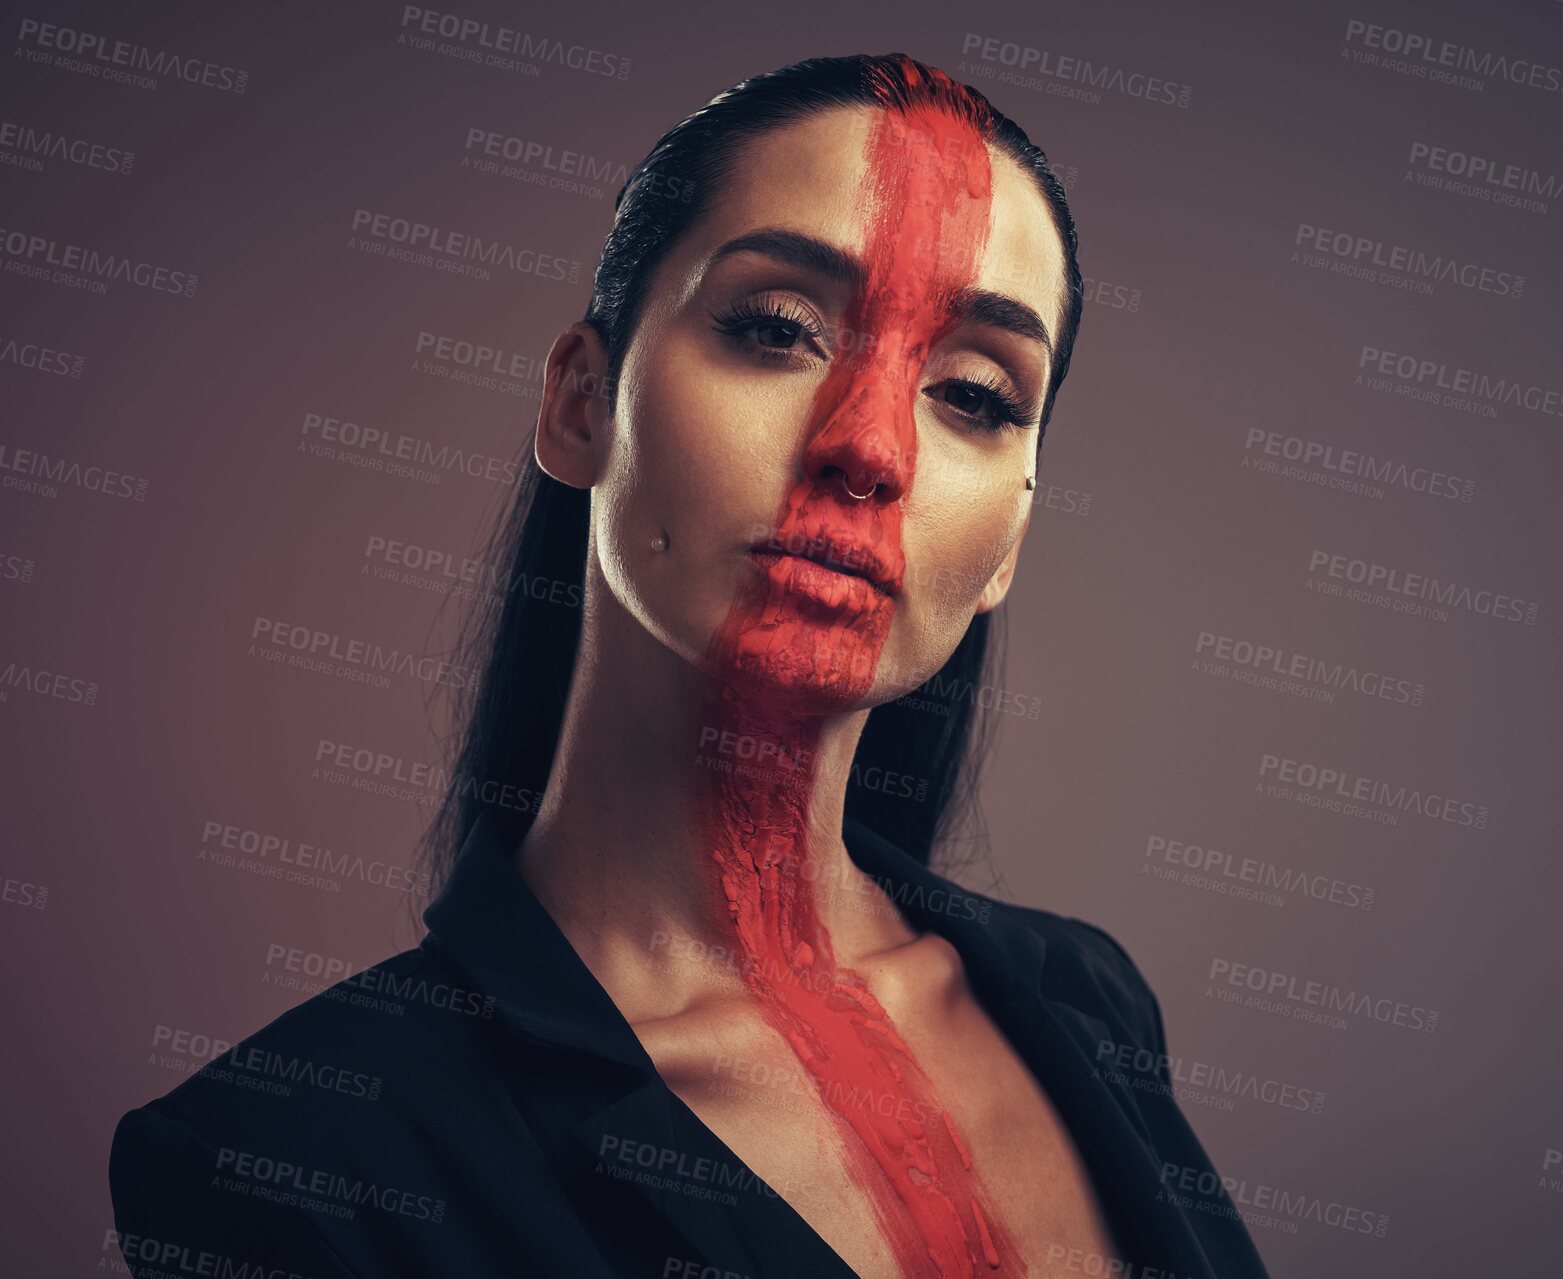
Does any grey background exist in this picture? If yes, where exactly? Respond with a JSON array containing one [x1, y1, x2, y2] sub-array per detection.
[[2, 0, 1559, 1272]]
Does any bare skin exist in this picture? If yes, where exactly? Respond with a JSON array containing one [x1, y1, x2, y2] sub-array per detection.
[[632, 921, 1129, 1278], [520, 105, 1123, 1275]]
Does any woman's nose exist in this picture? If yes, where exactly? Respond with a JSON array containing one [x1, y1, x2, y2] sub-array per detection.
[[799, 349, 916, 503]]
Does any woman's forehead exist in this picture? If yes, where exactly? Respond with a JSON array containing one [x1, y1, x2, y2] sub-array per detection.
[[692, 105, 1067, 328]]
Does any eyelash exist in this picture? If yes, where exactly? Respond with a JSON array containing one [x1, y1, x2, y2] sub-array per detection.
[[707, 299, 1034, 432]]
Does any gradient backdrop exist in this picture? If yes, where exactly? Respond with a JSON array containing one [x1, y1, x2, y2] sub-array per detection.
[[3, 0, 1560, 1273]]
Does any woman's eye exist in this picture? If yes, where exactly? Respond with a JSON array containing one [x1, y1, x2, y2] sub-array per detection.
[[710, 299, 823, 363], [938, 382, 990, 417], [928, 379, 1020, 430], [751, 320, 802, 350]]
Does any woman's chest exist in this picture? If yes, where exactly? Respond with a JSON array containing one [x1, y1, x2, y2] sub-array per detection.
[[641, 972, 1131, 1278]]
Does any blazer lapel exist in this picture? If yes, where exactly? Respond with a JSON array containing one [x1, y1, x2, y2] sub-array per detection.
[[568, 1077, 860, 1279], [425, 812, 861, 1278], [841, 819, 1224, 1278], [1012, 993, 1222, 1279]]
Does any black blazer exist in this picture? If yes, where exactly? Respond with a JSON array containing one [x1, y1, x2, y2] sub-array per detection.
[[109, 811, 1270, 1278]]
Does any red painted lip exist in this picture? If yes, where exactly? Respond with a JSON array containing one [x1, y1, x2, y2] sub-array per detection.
[[749, 536, 898, 598]]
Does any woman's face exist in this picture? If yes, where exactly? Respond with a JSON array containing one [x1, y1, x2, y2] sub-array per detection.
[[582, 103, 1068, 711]]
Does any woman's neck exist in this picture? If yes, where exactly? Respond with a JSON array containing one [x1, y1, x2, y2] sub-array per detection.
[[514, 582, 919, 1020], [516, 545, 1021, 1275]]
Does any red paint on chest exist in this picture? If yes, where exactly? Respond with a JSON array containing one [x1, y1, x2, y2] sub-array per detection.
[[699, 64, 1021, 1277]]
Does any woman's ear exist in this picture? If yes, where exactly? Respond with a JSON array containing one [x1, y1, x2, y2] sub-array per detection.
[[974, 507, 1030, 614], [535, 322, 613, 490]]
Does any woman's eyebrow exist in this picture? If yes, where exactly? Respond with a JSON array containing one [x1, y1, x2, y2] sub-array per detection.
[[707, 226, 1054, 358], [946, 285, 1053, 360], [708, 227, 865, 291]]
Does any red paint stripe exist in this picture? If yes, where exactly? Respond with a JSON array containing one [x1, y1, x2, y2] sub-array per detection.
[[700, 59, 1020, 1276]]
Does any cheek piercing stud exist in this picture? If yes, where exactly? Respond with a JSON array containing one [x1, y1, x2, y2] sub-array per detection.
[[1024, 475, 1036, 491], [651, 534, 669, 552]]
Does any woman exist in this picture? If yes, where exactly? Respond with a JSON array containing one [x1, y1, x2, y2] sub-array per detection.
[[111, 54, 1270, 1279]]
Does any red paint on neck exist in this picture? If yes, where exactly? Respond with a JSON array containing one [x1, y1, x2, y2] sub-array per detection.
[[698, 64, 1021, 1276]]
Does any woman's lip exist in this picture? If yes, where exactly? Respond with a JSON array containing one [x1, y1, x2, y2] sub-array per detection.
[[748, 550, 894, 601], [747, 548, 895, 597]]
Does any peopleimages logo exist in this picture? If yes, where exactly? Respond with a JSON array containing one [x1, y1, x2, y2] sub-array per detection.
[[414, 331, 543, 379], [298, 411, 520, 487], [0, 657, 98, 706], [1343, 19, 1563, 96], [1293, 222, 1523, 298], [1543, 1150, 1563, 1193], [0, 552, 37, 585], [312, 737, 543, 816], [1356, 345, 1563, 420], [151, 1021, 383, 1102], [1243, 428, 1474, 502], [14, 18, 249, 93], [959, 33, 1192, 107], [1208, 957, 1439, 1034], [596, 1134, 777, 1204], [1405, 141, 1560, 214], [1195, 630, 1426, 707], [0, 226, 197, 297], [1159, 1159, 1390, 1237], [461, 128, 636, 191], [1095, 1037, 1326, 1115], [215, 1147, 446, 1222], [102, 1232, 283, 1279], [199, 820, 433, 896], [249, 616, 484, 692], [1258, 753, 1489, 829], [397, 7, 631, 79], [1307, 547, 1541, 626], [0, 444, 146, 501], [0, 336, 84, 378], [0, 120, 134, 175], [349, 209, 581, 284], [1145, 833, 1375, 911]]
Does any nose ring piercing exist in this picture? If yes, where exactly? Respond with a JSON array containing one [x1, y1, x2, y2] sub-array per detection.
[[841, 476, 875, 501]]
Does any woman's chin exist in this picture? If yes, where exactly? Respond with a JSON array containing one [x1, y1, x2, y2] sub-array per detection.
[[710, 639, 885, 717]]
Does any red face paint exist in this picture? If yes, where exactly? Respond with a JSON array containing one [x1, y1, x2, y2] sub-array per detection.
[[698, 60, 1020, 1277]]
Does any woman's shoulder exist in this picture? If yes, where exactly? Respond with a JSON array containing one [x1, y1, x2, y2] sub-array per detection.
[[112, 940, 494, 1171], [996, 897, 1169, 1056], [855, 821, 1166, 1053], [108, 940, 499, 1276]]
